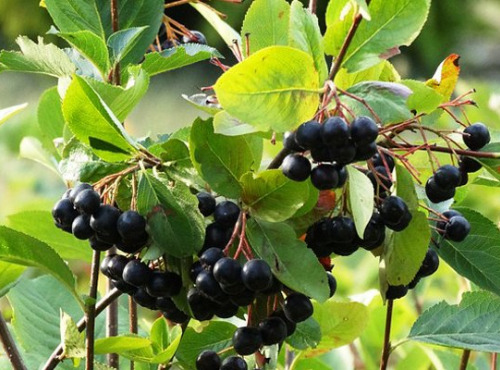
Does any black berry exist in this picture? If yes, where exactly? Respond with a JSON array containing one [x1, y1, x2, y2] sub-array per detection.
[[90, 205, 121, 236], [258, 317, 287, 345], [220, 356, 247, 370], [460, 156, 482, 173], [434, 165, 461, 190], [282, 154, 311, 182], [311, 164, 339, 190], [371, 152, 395, 171], [146, 271, 182, 297], [214, 201, 240, 227], [444, 216, 471, 242], [283, 131, 304, 152], [283, 293, 313, 323], [213, 257, 242, 287], [425, 178, 455, 203], [380, 196, 411, 229], [196, 350, 221, 370], [232, 326, 263, 356], [116, 210, 147, 242], [418, 248, 439, 278], [350, 116, 378, 146], [108, 255, 130, 280], [295, 120, 322, 150], [52, 198, 79, 228], [321, 116, 350, 146], [122, 259, 152, 287], [241, 259, 273, 292], [68, 183, 93, 203], [463, 123, 490, 150], [327, 272, 337, 298], [197, 192, 216, 217], [386, 285, 408, 300], [72, 214, 94, 240], [200, 247, 225, 271], [73, 189, 101, 215]]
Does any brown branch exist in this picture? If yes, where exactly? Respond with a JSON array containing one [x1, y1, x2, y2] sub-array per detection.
[[380, 299, 394, 370], [106, 250, 119, 368], [42, 289, 122, 370], [0, 311, 27, 370], [392, 144, 500, 159], [460, 349, 471, 370], [129, 297, 138, 370], [110, 0, 121, 85], [86, 251, 101, 370], [492, 352, 497, 370]]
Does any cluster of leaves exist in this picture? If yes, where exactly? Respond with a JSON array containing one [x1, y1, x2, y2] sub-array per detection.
[[0, 0, 499, 369]]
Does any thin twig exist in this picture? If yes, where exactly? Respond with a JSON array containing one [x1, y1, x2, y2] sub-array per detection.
[[459, 349, 471, 370], [492, 352, 497, 370], [308, 0, 317, 14], [110, 0, 120, 85], [106, 249, 119, 368], [0, 311, 27, 370], [43, 289, 122, 370], [380, 299, 394, 370], [393, 144, 500, 159], [86, 251, 101, 370], [129, 297, 138, 370]]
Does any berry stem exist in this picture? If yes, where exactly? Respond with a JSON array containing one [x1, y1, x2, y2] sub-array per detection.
[[0, 311, 27, 370], [129, 296, 138, 370], [308, 0, 317, 14], [42, 289, 122, 370], [379, 299, 394, 370], [459, 349, 471, 370], [491, 352, 497, 370], [85, 251, 101, 370]]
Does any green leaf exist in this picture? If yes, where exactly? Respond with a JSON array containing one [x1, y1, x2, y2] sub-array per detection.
[[86, 66, 150, 121], [19, 137, 59, 175], [384, 166, 430, 286], [325, 0, 431, 72], [37, 87, 64, 156], [190, 2, 241, 48], [150, 327, 182, 364], [60, 310, 85, 360], [55, 30, 110, 77], [0, 36, 75, 77], [189, 118, 262, 198], [0, 102, 28, 127], [241, 0, 290, 55], [45, 0, 105, 37], [339, 81, 412, 124], [409, 291, 500, 352], [142, 44, 222, 77], [334, 60, 400, 90], [246, 218, 329, 302], [402, 80, 444, 114], [288, 0, 328, 84], [286, 317, 321, 350], [477, 143, 500, 181], [95, 335, 151, 355], [108, 27, 148, 66], [213, 111, 259, 137], [137, 171, 205, 258], [347, 166, 374, 238], [0, 226, 81, 307], [435, 207, 500, 297], [241, 170, 311, 222], [176, 321, 236, 369], [7, 210, 93, 262], [303, 300, 369, 357], [0, 262, 25, 298], [62, 75, 138, 162], [214, 46, 320, 132], [150, 317, 170, 351]]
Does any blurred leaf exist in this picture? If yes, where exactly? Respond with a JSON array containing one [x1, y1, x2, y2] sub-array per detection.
[[182, 93, 222, 115], [54, 30, 110, 76], [402, 79, 444, 114], [334, 60, 400, 90], [7, 210, 93, 262], [45, 0, 104, 36], [303, 300, 369, 357], [0, 226, 81, 307], [472, 175, 500, 187], [286, 317, 321, 350], [190, 2, 241, 48], [108, 27, 148, 65], [246, 218, 330, 302], [339, 81, 412, 124], [0, 102, 28, 127], [435, 207, 500, 296], [241, 0, 290, 55], [189, 118, 262, 198], [347, 166, 374, 238], [425, 54, 461, 100], [60, 310, 85, 361], [477, 143, 500, 181], [37, 87, 64, 156], [19, 136, 59, 175], [214, 46, 320, 133], [58, 138, 95, 183], [0, 262, 24, 298], [0, 36, 75, 77], [137, 171, 205, 258], [176, 321, 236, 369], [325, 0, 431, 72], [95, 335, 151, 354], [62, 75, 138, 162], [288, 0, 328, 83], [142, 44, 222, 77], [241, 170, 311, 222], [409, 291, 500, 352], [213, 111, 259, 136]]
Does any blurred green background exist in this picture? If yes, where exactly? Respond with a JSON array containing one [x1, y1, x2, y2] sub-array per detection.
[[0, 2, 499, 368]]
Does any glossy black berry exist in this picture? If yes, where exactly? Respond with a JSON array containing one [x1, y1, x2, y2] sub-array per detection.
[[390, 211, 412, 232], [270, 311, 296, 337], [133, 287, 156, 309], [52, 198, 79, 228], [261, 276, 283, 295], [350, 116, 379, 146], [111, 279, 137, 295], [200, 247, 225, 271], [88, 235, 112, 251], [203, 223, 232, 249], [335, 164, 348, 187], [156, 297, 177, 312], [197, 192, 216, 217], [162, 307, 189, 324], [213, 257, 242, 287], [214, 201, 240, 227], [68, 183, 93, 203], [380, 196, 410, 228], [116, 211, 147, 241], [305, 218, 335, 248], [418, 248, 439, 278], [310, 145, 335, 162], [436, 210, 462, 233], [220, 281, 246, 296], [445, 216, 471, 242], [190, 261, 204, 282], [331, 143, 356, 164], [220, 356, 247, 370], [146, 271, 182, 298], [283, 293, 313, 323], [371, 152, 395, 171], [108, 255, 130, 280], [283, 131, 304, 152], [386, 285, 408, 300], [229, 289, 256, 307], [116, 234, 148, 254], [331, 217, 356, 244], [122, 259, 152, 287], [73, 189, 101, 215], [321, 116, 350, 146], [187, 288, 216, 321], [463, 123, 490, 150], [182, 30, 207, 44], [90, 205, 121, 236], [232, 326, 263, 356], [460, 156, 482, 173], [196, 350, 221, 370], [327, 272, 337, 298], [215, 302, 239, 319], [311, 164, 339, 190], [359, 213, 385, 250], [72, 214, 94, 240], [99, 254, 114, 277], [282, 154, 311, 182], [241, 259, 273, 292], [195, 270, 226, 302], [295, 120, 322, 150], [425, 178, 455, 203], [434, 165, 461, 190], [354, 142, 378, 161], [258, 317, 287, 345], [158, 298, 189, 324]]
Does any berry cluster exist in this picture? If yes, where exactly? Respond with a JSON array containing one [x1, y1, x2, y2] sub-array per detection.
[[282, 116, 379, 190], [51, 183, 149, 253]]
